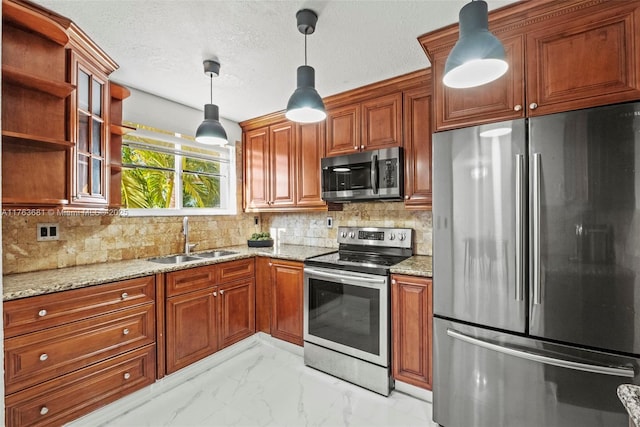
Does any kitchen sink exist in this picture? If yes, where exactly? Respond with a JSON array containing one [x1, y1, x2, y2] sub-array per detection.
[[194, 250, 238, 258], [147, 255, 203, 264]]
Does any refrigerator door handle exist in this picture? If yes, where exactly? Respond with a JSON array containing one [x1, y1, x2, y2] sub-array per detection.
[[515, 154, 525, 302], [447, 329, 635, 378], [532, 152, 542, 305]]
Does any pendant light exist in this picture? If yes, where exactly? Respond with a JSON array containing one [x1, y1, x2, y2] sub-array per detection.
[[443, 0, 508, 89], [195, 59, 228, 145], [285, 9, 326, 124]]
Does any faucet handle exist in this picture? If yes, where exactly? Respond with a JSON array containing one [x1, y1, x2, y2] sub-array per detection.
[[188, 243, 198, 251]]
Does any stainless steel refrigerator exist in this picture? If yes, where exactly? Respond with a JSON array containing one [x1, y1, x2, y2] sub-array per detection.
[[432, 102, 640, 427]]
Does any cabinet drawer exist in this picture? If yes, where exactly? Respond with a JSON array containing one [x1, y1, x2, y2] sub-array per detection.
[[4, 276, 155, 338], [166, 265, 216, 297], [217, 258, 254, 283], [5, 304, 155, 394], [6, 344, 156, 427]]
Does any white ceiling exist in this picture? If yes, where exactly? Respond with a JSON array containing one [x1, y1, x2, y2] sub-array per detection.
[[33, 0, 518, 124]]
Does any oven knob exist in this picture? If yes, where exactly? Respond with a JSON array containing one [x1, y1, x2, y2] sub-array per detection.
[[340, 231, 347, 238], [349, 232, 356, 239], [389, 233, 396, 240], [399, 233, 406, 241]]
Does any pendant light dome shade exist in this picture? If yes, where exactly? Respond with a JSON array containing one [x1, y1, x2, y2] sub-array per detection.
[[286, 65, 326, 123], [195, 60, 228, 145], [443, 0, 508, 89], [285, 9, 326, 123], [196, 104, 228, 145]]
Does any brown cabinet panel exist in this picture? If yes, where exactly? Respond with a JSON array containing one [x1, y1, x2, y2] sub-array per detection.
[[255, 257, 272, 333], [5, 304, 155, 394], [4, 276, 155, 338], [217, 258, 255, 283], [165, 265, 216, 297], [269, 122, 296, 207], [296, 122, 325, 207], [244, 127, 271, 210], [218, 279, 256, 349], [362, 92, 403, 150], [391, 275, 432, 390], [526, 5, 640, 116], [165, 288, 217, 374], [6, 344, 155, 427], [403, 86, 433, 209], [270, 259, 304, 346], [326, 104, 361, 156]]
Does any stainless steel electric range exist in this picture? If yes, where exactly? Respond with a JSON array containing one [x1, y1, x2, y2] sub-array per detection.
[[303, 226, 413, 396]]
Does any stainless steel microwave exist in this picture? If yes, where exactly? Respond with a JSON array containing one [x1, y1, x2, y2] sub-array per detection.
[[321, 147, 403, 202]]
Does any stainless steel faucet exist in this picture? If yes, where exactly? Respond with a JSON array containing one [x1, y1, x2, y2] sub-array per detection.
[[183, 216, 197, 255]]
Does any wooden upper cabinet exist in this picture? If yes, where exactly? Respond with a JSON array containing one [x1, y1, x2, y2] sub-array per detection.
[[362, 92, 403, 150], [296, 122, 325, 207], [403, 85, 433, 210], [326, 93, 402, 156], [420, 0, 640, 131], [326, 104, 360, 156], [269, 122, 296, 208], [244, 127, 271, 210]]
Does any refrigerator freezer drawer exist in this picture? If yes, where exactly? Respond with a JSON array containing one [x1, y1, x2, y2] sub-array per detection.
[[434, 317, 639, 427]]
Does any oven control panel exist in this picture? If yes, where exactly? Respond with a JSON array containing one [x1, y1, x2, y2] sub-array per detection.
[[337, 226, 412, 249]]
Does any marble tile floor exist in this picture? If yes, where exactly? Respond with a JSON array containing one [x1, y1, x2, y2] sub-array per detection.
[[68, 335, 439, 427]]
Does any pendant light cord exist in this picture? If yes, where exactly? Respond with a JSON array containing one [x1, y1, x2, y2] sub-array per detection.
[[209, 73, 213, 104], [304, 33, 308, 66]]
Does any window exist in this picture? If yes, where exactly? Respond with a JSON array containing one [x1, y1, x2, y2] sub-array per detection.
[[121, 123, 236, 216]]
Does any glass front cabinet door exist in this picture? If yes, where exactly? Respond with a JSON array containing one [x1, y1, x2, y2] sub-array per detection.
[[69, 52, 110, 208]]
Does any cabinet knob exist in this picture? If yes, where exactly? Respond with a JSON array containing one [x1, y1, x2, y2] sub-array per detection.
[[220, 289, 225, 295], [121, 292, 129, 300], [122, 328, 130, 336], [404, 195, 409, 200], [213, 291, 218, 297], [40, 406, 49, 416], [38, 309, 47, 317], [39, 353, 48, 362], [354, 146, 358, 150], [123, 372, 131, 380], [529, 102, 538, 110], [268, 262, 273, 266], [514, 104, 522, 112], [392, 279, 397, 285], [360, 145, 364, 149]]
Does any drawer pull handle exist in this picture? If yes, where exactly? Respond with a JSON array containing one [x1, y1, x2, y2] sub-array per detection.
[[38, 309, 47, 317], [121, 292, 129, 300], [40, 406, 49, 416], [123, 328, 130, 336], [124, 372, 131, 380], [39, 353, 48, 362]]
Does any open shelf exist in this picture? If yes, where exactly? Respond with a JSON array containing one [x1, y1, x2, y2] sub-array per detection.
[[110, 82, 131, 100], [3, 65, 75, 98], [2, 130, 74, 149], [110, 123, 135, 136], [2, 197, 69, 207], [3, 0, 69, 46]]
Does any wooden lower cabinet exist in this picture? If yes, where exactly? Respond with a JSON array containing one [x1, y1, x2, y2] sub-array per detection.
[[270, 259, 304, 346], [391, 274, 432, 390], [165, 259, 256, 374], [3, 276, 157, 426]]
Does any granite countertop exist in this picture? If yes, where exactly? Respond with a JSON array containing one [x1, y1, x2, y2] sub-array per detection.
[[390, 255, 432, 278], [3, 244, 335, 301], [618, 384, 640, 427]]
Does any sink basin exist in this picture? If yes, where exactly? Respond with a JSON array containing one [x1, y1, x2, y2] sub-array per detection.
[[194, 250, 238, 258], [147, 255, 202, 264]]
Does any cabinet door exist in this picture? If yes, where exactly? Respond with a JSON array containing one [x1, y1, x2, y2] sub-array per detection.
[[244, 127, 270, 210], [526, 4, 640, 117], [270, 259, 304, 346], [295, 122, 326, 207], [218, 278, 255, 349], [165, 288, 217, 374], [269, 122, 296, 208], [391, 275, 432, 390], [432, 35, 525, 131], [326, 104, 360, 156], [255, 257, 272, 333], [403, 87, 433, 210], [362, 92, 402, 150], [69, 51, 110, 207]]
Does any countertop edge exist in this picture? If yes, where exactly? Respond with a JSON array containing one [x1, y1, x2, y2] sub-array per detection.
[[618, 384, 640, 427]]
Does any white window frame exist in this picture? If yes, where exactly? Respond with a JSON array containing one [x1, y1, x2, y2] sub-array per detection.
[[121, 126, 237, 217]]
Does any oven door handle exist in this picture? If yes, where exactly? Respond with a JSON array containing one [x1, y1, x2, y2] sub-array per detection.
[[371, 153, 379, 194], [305, 267, 387, 286]]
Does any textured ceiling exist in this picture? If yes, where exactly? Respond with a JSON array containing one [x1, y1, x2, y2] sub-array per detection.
[[33, 0, 518, 124]]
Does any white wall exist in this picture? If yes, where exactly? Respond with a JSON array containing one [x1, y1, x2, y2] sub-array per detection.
[[121, 86, 242, 145]]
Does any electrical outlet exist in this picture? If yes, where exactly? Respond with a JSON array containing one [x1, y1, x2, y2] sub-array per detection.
[[326, 217, 333, 228], [254, 216, 259, 226], [37, 223, 59, 241]]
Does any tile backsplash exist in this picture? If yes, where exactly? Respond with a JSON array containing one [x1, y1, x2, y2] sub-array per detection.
[[2, 203, 432, 275]]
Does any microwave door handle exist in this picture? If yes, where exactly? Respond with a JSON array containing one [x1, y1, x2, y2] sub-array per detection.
[[371, 153, 378, 194]]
